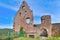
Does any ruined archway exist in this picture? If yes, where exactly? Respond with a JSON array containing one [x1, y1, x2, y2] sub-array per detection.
[[40, 28, 48, 37]]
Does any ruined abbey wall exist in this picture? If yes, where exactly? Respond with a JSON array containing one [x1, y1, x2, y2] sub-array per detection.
[[13, 1, 60, 38]]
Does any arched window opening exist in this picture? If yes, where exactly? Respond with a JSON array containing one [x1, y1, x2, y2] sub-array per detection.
[[26, 18, 30, 24], [25, 11, 27, 12], [22, 6, 26, 10], [19, 12, 21, 16]]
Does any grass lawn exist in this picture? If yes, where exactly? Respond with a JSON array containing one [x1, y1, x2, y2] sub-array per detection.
[[13, 37, 40, 40], [13, 37, 60, 40]]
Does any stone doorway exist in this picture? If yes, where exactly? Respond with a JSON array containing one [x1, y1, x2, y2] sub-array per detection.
[[29, 35, 34, 38], [40, 28, 48, 37]]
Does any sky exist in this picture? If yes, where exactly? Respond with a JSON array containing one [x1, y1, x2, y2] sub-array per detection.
[[0, 0, 60, 29]]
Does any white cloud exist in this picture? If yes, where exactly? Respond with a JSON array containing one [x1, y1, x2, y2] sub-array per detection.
[[0, 2, 19, 11], [0, 25, 13, 29], [34, 12, 60, 23], [0, 23, 13, 29]]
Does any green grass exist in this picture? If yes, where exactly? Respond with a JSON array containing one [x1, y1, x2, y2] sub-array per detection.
[[0, 28, 13, 40], [13, 37, 39, 40], [13, 37, 60, 40], [0, 29, 60, 40]]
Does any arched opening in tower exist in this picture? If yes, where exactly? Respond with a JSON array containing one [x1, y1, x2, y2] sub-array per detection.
[[40, 28, 48, 37]]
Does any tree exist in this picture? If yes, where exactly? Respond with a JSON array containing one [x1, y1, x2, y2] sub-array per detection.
[[19, 27, 26, 37]]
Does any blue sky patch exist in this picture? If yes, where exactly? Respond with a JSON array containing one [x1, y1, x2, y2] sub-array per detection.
[[0, 0, 60, 28]]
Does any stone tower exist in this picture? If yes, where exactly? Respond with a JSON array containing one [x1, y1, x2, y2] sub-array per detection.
[[13, 1, 33, 32], [41, 15, 52, 37]]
